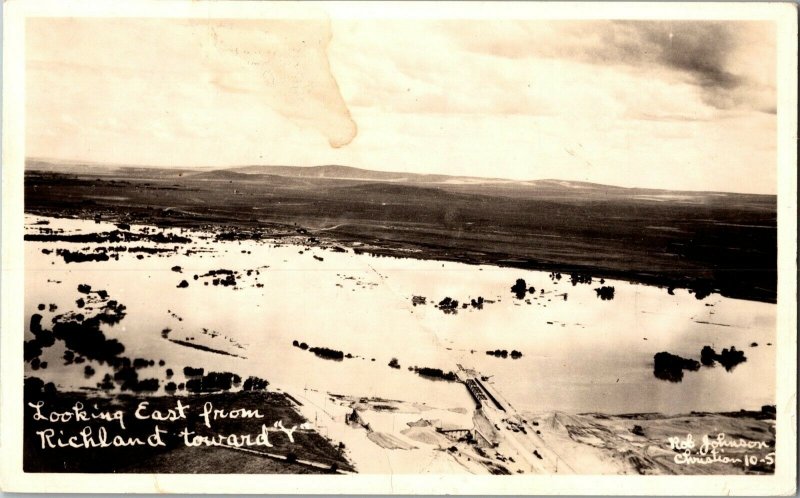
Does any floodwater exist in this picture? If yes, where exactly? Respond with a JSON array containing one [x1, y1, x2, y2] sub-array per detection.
[[24, 215, 776, 415]]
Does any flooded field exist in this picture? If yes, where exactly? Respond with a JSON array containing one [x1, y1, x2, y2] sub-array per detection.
[[25, 214, 776, 417]]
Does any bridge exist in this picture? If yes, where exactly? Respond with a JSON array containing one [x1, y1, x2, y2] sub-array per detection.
[[457, 365, 505, 411], [455, 364, 574, 473]]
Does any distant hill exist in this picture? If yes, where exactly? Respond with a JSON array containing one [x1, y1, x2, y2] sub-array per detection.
[[228, 164, 504, 184], [186, 170, 309, 185], [26, 158, 774, 203], [25, 159, 208, 178]]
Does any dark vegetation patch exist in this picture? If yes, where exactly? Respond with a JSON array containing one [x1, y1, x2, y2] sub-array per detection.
[[184, 366, 204, 377], [198, 269, 238, 287], [24, 286, 171, 393], [570, 273, 593, 286], [202, 269, 235, 276], [27, 283, 261, 398], [185, 371, 242, 393], [486, 349, 523, 359], [511, 278, 535, 300], [654, 346, 748, 383], [242, 376, 269, 391], [436, 297, 459, 314], [688, 282, 715, 300], [30, 303, 171, 393], [594, 286, 615, 300], [424, 294, 491, 313], [215, 230, 264, 242], [309, 347, 344, 361], [700, 345, 747, 371], [25, 229, 191, 244], [653, 352, 700, 382], [410, 366, 458, 382], [470, 296, 485, 309], [127, 246, 174, 254], [56, 249, 110, 263], [292, 340, 309, 350], [292, 341, 348, 361]]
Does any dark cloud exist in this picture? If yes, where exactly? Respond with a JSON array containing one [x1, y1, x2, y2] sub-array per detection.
[[449, 20, 775, 112], [614, 22, 741, 86]]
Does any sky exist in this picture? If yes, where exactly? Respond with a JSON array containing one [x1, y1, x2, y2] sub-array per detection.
[[26, 16, 777, 193]]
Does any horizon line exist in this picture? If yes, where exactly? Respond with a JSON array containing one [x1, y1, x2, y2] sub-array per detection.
[[24, 156, 778, 197]]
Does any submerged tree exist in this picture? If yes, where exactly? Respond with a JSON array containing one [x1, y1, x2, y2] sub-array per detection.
[[511, 279, 528, 300], [594, 286, 615, 300]]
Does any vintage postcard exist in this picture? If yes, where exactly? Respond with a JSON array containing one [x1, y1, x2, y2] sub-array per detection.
[[1, 0, 797, 494]]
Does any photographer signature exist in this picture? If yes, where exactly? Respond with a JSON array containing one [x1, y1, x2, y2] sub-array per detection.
[[667, 433, 774, 468]]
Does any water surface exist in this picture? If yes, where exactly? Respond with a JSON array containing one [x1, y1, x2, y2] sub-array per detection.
[[25, 215, 776, 415]]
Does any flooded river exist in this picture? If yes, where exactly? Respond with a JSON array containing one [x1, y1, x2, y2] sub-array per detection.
[[25, 214, 776, 415]]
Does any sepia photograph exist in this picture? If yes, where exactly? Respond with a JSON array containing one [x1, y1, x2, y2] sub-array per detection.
[[1, 0, 797, 494]]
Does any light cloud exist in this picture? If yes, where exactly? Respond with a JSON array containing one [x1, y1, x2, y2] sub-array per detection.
[[26, 17, 777, 193]]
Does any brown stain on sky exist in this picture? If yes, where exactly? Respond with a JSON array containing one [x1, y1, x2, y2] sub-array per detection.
[[200, 18, 357, 148], [319, 23, 358, 148]]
